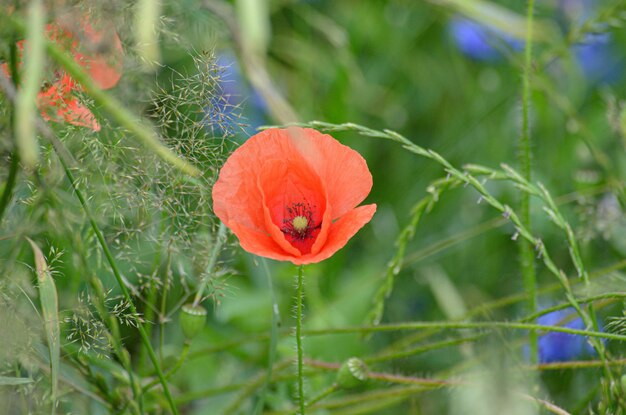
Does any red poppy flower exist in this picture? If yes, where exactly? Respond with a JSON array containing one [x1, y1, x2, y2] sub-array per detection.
[[213, 127, 376, 265], [1, 15, 123, 131]]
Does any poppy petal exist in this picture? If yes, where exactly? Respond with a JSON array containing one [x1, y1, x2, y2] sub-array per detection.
[[61, 97, 101, 131], [213, 129, 312, 233], [228, 221, 303, 262], [71, 22, 123, 90], [286, 127, 373, 220], [292, 204, 377, 265], [38, 86, 100, 131], [212, 128, 376, 264], [310, 200, 332, 255], [257, 158, 326, 256], [51, 16, 123, 90]]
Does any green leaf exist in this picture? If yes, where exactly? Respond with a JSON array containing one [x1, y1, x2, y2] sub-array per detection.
[[27, 238, 60, 407]]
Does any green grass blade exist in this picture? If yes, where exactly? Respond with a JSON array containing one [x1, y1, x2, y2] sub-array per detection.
[[14, 0, 44, 168], [27, 237, 60, 411], [0, 376, 34, 385], [135, 0, 162, 70]]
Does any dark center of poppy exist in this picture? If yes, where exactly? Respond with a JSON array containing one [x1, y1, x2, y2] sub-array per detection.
[[281, 202, 320, 242]]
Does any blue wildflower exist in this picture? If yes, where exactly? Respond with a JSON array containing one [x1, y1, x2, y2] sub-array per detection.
[[448, 17, 522, 62], [557, 0, 622, 84], [537, 308, 599, 363], [206, 52, 268, 136], [572, 33, 621, 84]]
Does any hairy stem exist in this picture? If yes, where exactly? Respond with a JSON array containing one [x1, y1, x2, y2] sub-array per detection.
[[296, 265, 305, 415], [304, 320, 626, 342], [520, 0, 538, 364]]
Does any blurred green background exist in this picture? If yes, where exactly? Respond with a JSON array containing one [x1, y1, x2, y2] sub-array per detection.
[[1, 0, 626, 413]]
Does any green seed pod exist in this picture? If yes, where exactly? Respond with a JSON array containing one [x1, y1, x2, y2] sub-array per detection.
[[179, 303, 207, 340], [336, 357, 368, 389], [621, 374, 626, 395]]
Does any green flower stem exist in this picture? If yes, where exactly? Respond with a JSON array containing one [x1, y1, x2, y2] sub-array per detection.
[[253, 259, 282, 415], [222, 360, 293, 415], [303, 320, 626, 342], [139, 278, 160, 370], [0, 21, 23, 227], [177, 362, 295, 405], [366, 335, 484, 364], [88, 277, 143, 415], [192, 222, 227, 307], [183, 278, 626, 366], [520, 0, 538, 364], [305, 384, 338, 408], [0, 151, 19, 227], [57, 157, 180, 415], [159, 250, 172, 364], [142, 342, 190, 393], [302, 360, 571, 415], [187, 332, 270, 360], [139, 212, 167, 372], [296, 265, 306, 415]]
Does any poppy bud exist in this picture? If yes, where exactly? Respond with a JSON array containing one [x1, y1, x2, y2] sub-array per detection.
[[179, 303, 207, 340], [336, 357, 368, 389]]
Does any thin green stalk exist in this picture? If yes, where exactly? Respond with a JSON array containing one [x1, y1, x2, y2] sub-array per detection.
[[303, 320, 626, 342], [305, 384, 338, 408], [366, 335, 484, 364], [296, 265, 305, 415], [252, 259, 281, 415], [139, 212, 167, 372], [192, 222, 227, 306], [520, 0, 538, 364], [0, 153, 19, 226], [159, 250, 172, 365], [222, 360, 293, 415], [58, 158, 180, 415], [142, 342, 190, 393], [367, 177, 459, 326], [90, 278, 143, 415], [0, 32, 22, 226]]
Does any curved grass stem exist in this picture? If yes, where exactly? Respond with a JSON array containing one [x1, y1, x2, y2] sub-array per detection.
[[277, 121, 609, 378]]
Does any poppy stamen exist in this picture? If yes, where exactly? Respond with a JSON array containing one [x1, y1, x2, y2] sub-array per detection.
[[292, 216, 309, 233], [281, 202, 319, 241]]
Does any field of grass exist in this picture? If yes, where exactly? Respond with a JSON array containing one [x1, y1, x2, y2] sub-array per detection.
[[1, 0, 626, 414]]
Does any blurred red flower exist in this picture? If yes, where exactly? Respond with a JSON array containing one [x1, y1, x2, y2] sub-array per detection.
[[213, 127, 376, 265], [2, 15, 123, 131]]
